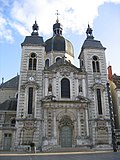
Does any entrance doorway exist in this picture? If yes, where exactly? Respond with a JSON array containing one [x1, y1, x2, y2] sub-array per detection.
[[3, 133, 12, 150], [60, 125, 72, 147]]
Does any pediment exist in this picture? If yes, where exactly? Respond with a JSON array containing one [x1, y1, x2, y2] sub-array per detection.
[[44, 59, 82, 74], [57, 66, 79, 76], [20, 81, 39, 90]]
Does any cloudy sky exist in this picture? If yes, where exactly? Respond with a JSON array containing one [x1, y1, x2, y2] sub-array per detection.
[[0, 0, 120, 83]]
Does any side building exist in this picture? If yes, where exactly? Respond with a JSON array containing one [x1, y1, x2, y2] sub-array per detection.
[[108, 65, 120, 144]]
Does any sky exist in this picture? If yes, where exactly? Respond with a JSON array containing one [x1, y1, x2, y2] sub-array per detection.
[[0, 0, 120, 83]]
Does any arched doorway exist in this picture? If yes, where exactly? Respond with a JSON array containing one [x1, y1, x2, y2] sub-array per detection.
[[59, 116, 73, 147]]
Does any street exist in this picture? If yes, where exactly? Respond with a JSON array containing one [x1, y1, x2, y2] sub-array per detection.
[[0, 151, 120, 160]]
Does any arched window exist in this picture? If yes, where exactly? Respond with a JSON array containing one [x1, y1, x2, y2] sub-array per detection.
[[28, 87, 33, 114], [56, 57, 61, 62], [96, 88, 102, 114], [92, 56, 100, 72], [61, 78, 70, 98], [45, 59, 49, 67], [29, 53, 37, 70]]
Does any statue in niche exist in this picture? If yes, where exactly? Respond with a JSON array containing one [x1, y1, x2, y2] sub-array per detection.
[[48, 84, 52, 92]]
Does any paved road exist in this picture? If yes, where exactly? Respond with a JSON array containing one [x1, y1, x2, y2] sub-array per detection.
[[0, 151, 120, 160]]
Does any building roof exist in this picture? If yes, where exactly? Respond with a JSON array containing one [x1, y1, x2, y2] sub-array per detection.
[[21, 21, 45, 46], [0, 98, 17, 111], [78, 25, 105, 59], [81, 37, 105, 50], [45, 35, 74, 57], [21, 35, 45, 46], [0, 75, 19, 89], [45, 20, 74, 57]]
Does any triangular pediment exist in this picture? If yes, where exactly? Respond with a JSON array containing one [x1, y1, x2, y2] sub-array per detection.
[[44, 59, 83, 74]]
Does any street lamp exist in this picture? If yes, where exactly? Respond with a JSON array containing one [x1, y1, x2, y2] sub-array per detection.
[[106, 82, 117, 152]]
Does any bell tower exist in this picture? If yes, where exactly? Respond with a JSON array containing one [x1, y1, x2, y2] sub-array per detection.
[[15, 21, 45, 149], [78, 25, 112, 149]]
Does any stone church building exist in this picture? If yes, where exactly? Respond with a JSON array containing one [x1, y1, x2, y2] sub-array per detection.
[[0, 18, 113, 151]]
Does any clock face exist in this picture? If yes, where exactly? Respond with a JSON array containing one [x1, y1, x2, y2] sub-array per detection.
[[29, 77, 34, 81]]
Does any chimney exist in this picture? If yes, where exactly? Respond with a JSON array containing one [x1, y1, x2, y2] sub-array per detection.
[[2, 77, 4, 84], [108, 65, 112, 80]]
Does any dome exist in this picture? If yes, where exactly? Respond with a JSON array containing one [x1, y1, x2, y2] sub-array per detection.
[[45, 35, 74, 57], [45, 18, 74, 57]]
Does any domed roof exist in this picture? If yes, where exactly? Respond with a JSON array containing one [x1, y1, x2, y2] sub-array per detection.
[[45, 35, 74, 57], [45, 18, 74, 57]]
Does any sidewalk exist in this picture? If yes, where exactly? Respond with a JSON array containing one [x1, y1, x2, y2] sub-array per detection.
[[0, 150, 119, 156]]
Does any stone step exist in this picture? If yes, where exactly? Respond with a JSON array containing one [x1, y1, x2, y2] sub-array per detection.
[[43, 147, 92, 153]]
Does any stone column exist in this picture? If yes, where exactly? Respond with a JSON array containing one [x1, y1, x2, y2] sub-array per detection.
[[85, 107, 89, 136], [82, 78, 86, 97], [44, 75, 48, 96], [76, 78, 79, 97], [77, 109, 81, 137], [52, 76, 56, 96], [53, 109, 56, 138], [44, 109, 47, 138]]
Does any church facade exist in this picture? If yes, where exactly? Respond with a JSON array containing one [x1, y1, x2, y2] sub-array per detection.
[[0, 18, 113, 151]]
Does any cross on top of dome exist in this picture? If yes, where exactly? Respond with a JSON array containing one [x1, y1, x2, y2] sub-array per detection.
[[56, 10, 60, 23], [53, 10, 63, 36]]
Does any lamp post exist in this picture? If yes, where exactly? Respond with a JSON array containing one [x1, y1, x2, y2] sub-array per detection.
[[106, 82, 117, 152]]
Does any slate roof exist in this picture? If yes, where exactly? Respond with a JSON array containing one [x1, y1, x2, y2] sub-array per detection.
[[45, 35, 74, 57], [0, 98, 17, 111], [45, 35, 65, 53], [0, 75, 19, 89], [82, 37, 105, 50], [79, 36, 106, 58], [21, 35, 45, 46]]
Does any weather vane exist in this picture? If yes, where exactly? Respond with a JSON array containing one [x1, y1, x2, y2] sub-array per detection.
[[56, 10, 60, 23]]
